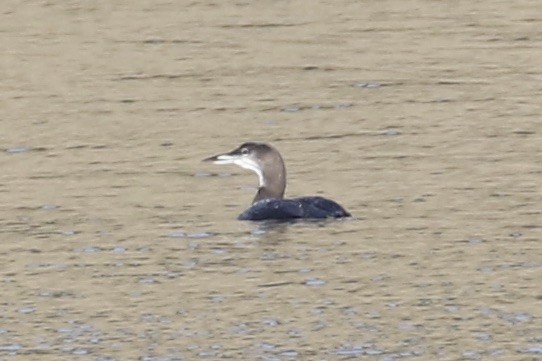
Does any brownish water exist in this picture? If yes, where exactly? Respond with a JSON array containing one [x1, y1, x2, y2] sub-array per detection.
[[1, 0, 541, 360]]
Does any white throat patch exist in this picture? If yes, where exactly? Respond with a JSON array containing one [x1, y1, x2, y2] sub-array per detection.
[[214, 155, 265, 187]]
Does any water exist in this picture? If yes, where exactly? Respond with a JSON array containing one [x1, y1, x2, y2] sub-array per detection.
[[1, 0, 540, 360]]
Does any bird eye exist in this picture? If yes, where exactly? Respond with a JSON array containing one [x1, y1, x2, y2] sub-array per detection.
[[241, 148, 249, 155]]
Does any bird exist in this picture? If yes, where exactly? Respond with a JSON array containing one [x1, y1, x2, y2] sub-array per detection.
[[203, 142, 351, 221]]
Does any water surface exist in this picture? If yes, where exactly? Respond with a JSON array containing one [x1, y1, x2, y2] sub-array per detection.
[[1, 0, 540, 360]]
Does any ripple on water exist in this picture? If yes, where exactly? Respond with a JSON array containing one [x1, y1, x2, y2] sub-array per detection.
[[257, 341, 278, 351], [5, 146, 28, 154], [37, 290, 75, 298], [278, 349, 299, 358], [35, 342, 51, 350], [380, 350, 425, 360], [499, 311, 533, 325], [353, 81, 381, 88], [71, 348, 88, 355], [518, 346, 542, 354], [335, 344, 384, 357], [474, 332, 493, 342], [230, 322, 253, 336], [74, 246, 103, 253], [0, 344, 22, 352], [462, 350, 482, 359], [112, 246, 126, 253], [167, 231, 186, 238], [304, 278, 326, 287], [188, 232, 214, 238], [26, 262, 67, 271], [381, 128, 401, 136], [262, 319, 280, 327], [41, 204, 59, 210], [167, 231, 214, 239], [251, 228, 267, 235], [18, 307, 36, 314]]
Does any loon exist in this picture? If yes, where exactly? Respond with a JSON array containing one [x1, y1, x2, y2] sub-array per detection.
[[203, 142, 351, 221]]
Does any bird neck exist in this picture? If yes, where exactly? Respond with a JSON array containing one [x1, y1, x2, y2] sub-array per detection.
[[252, 159, 286, 203], [253, 185, 284, 203]]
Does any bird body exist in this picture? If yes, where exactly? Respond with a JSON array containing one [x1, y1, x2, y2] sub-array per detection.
[[204, 142, 350, 221]]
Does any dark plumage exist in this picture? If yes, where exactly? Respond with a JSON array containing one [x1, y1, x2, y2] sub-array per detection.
[[204, 142, 351, 221]]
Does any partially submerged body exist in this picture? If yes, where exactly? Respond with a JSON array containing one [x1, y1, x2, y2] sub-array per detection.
[[238, 196, 350, 221], [204, 142, 351, 221]]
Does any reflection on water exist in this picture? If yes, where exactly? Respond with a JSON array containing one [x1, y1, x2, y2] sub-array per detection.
[[1, 203, 540, 359]]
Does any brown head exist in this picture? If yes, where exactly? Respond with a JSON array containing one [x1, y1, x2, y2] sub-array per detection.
[[203, 142, 287, 203]]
